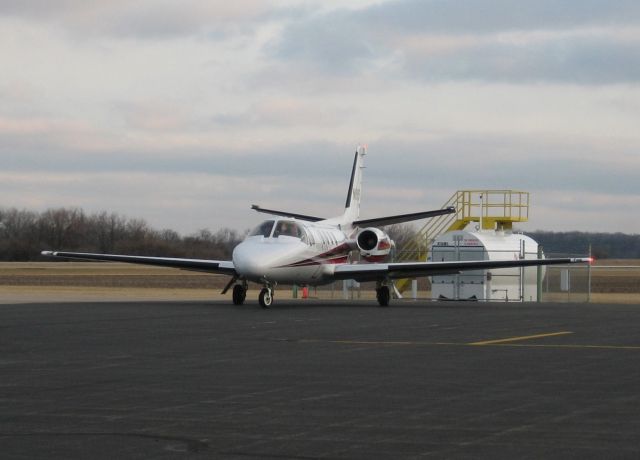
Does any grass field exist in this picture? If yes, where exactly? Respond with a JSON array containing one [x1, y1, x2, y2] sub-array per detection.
[[0, 261, 638, 305], [590, 259, 640, 293]]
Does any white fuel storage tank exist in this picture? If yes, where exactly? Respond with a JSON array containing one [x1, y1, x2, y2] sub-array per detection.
[[429, 230, 543, 302]]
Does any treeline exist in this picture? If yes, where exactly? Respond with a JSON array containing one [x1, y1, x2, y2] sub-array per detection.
[[527, 231, 640, 259], [0, 207, 244, 261], [2, 207, 639, 261]]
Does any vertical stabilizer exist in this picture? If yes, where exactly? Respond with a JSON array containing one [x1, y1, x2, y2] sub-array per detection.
[[342, 145, 366, 226]]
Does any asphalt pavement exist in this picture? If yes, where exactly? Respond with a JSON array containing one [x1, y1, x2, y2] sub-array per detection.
[[2, 299, 640, 459]]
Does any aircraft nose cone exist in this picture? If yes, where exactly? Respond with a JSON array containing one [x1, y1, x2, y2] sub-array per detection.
[[232, 242, 267, 280]]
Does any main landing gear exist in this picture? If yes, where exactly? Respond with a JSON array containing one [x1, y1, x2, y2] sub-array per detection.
[[376, 284, 390, 307], [232, 282, 248, 305]]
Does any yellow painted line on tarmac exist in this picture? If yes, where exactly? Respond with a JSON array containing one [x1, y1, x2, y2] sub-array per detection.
[[299, 339, 424, 346], [468, 331, 574, 346], [296, 339, 458, 347], [286, 337, 640, 350], [487, 343, 640, 350]]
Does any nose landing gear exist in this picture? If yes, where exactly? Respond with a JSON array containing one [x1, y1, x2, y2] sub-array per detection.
[[259, 286, 274, 308]]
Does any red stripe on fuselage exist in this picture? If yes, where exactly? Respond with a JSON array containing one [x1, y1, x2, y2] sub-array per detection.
[[277, 243, 351, 268], [286, 256, 349, 267]]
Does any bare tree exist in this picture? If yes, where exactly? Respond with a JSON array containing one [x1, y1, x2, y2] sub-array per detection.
[[383, 223, 419, 253], [1, 209, 39, 260], [38, 208, 87, 250], [89, 212, 128, 253]]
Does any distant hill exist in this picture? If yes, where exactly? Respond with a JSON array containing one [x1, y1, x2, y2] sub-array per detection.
[[525, 231, 640, 259]]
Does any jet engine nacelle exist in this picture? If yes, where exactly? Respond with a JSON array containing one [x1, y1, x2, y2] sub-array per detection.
[[355, 228, 394, 262]]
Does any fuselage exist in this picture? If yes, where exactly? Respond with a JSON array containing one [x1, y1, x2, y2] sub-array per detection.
[[232, 218, 353, 285]]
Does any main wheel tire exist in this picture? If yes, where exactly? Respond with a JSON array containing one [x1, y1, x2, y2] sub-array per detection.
[[232, 284, 246, 305], [376, 286, 390, 307], [259, 288, 273, 308]]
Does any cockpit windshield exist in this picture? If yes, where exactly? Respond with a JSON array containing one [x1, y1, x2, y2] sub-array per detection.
[[273, 220, 301, 238], [274, 220, 310, 244], [248, 219, 309, 244], [249, 220, 275, 237]]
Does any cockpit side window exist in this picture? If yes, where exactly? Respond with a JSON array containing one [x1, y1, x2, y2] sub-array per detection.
[[301, 225, 312, 245], [249, 220, 275, 237]]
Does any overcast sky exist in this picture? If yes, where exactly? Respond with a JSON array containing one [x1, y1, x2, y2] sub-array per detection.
[[1, 0, 639, 234]]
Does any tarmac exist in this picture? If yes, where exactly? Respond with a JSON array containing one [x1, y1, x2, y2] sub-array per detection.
[[2, 298, 640, 459]]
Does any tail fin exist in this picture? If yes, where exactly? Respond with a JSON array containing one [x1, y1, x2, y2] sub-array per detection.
[[342, 145, 366, 226]]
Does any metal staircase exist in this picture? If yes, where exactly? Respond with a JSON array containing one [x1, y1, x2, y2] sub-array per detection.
[[393, 190, 529, 293]]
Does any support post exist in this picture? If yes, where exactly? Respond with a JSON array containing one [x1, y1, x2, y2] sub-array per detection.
[[479, 192, 484, 231], [537, 245, 543, 303], [587, 244, 592, 303], [520, 240, 525, 302]]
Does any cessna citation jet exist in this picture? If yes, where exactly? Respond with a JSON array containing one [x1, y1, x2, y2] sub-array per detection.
[[42, 146, 590, 307]]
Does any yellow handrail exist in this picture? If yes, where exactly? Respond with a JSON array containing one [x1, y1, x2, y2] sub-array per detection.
[[394, 190, 529, 293]]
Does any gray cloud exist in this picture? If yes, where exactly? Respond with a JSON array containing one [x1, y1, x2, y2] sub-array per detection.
[[403, 38, 640, 84], [0, 0, 84, 17], [3, 132, 637, 198], [0, 1, 273, 39], [357, 136, 639, 197], [271, 0, 640, 84], [2, 1, 639, 233], [360, 0, 640, 34], [5, 0, 639, 39], [3, 132, 639, 232], [0, 142, 349, 179], [271, 11, 375, 73]]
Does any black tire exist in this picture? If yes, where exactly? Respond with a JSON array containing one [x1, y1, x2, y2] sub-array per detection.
[[376, 286, 390, 307], [232, 284, 246, 305], [259, 288, 273, 308]]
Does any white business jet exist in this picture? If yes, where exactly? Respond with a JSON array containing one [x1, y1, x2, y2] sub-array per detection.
[[42, 146, 590, 307]]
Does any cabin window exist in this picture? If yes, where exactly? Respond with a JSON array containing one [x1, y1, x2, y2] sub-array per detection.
[[325, 231, 333, 245], [249, 220, 275, 237]]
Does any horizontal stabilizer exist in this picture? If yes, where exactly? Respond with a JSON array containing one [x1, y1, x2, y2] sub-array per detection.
[[251, 205, 324, 222], [353, 206, 455, 227]]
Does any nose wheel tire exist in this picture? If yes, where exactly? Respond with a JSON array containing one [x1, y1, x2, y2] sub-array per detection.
[[259, 288, 273, 308], [232, 284, 247, 305], [376, 286, 390, 307]]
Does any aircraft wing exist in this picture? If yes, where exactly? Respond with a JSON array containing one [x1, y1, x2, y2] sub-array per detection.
[[333, 257, 591, 282], [352, 207, 456, 227], [41, 251, 236, 275]]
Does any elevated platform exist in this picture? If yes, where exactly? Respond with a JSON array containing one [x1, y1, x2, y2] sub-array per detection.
[[394, 190, 530, 293]]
